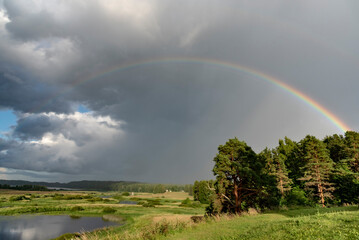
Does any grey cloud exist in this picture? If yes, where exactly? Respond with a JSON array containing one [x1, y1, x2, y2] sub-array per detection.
[[0, 71, 72, 113], [13, 114, 61, 140], [0, 0, 358, 183]]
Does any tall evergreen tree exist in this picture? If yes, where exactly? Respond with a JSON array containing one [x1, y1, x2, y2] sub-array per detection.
[[325, 132, 359, 204], [323, 134, 345, 163], [343, 131, 359, 175], [261, 146, 292, 198], [299, 135, 335, 207], [278, 137, 302, 186], [211, 138, 265, 214]]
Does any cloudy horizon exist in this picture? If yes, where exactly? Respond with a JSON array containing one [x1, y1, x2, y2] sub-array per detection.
[[0, 0, 358, 184]]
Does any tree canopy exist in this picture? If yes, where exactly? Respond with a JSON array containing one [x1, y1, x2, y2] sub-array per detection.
[[205, 131, 359, 215]]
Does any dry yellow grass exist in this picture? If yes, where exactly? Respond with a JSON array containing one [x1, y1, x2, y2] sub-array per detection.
[[0, 189, 54, 195], [0, 189, 93, 195], [152, 214, 194, 223], [71, 203, 141, 208], [133, 191, 192, 200]]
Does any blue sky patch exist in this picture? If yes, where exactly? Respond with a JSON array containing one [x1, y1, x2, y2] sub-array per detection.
[[77, 104, 91, 113], [0, 109, 17, 133]]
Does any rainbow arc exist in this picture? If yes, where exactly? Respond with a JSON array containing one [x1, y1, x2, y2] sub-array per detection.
[[41, 57, 351, 133]]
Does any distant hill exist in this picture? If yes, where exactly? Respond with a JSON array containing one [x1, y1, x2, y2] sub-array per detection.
[[0, 180, 139, 191]]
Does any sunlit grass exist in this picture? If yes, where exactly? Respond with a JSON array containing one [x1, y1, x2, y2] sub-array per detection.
[[0, 189, 203, 239], [1, 189, 358, 240]]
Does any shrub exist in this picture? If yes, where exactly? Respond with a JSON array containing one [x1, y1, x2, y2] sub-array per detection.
[[9, 195, 29, 201], [286, 187, 313, 206], [180, 198, 201, 208], [53, 194, 92, 200], [53, 233, 81, 240], [191, 216, 204, 223], [30, 194, 41, 199], [140, 220, 190, 239], [191, 201, 202, 208], [87, 197, 103, 202], [112, 194, 125, 201], [142, 202, 156, 208], [102, 207, 116, 213], [122, 192, 130, 196], [71, 206, 85, 211], [147, 199, 162, 205]]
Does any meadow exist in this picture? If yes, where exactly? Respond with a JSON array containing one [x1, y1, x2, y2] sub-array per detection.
[[0, 189, 204, 239], [0, 189, 358, 240]]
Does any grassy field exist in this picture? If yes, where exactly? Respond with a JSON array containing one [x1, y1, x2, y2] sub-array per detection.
[[0, 189, 358, 240], [163, 206, 359, 240], [0, 189, 204, 239]]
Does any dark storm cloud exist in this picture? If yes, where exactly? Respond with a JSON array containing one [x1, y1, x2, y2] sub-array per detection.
[[0, 72, 72, 113], [0, 138, 16, 151], [0, 0, 359, 183], [13, 113, 62, 140]]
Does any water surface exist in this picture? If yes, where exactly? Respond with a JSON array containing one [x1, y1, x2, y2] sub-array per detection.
[[0, 215, 120, 240]]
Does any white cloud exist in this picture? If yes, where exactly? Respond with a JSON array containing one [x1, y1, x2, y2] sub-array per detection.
[[1, 112, 126, 174]]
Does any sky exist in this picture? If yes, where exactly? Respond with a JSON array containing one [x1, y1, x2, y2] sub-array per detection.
[[0, 0, 358, 184]]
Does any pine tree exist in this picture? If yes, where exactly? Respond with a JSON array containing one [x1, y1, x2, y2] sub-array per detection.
[[278, 137, 302, 186], [211, 138, 265, 214], [193, 181, 200, 201], [343, 131, 359, 175], [299, 135, 335, 207], [324, 133, 359, 204], [323, 134, 345, 163], [263, 147, 292, 197]]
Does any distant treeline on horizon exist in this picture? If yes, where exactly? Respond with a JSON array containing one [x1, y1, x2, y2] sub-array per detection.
[[0, 179, 193, 193], [0, 184, 49, 191]]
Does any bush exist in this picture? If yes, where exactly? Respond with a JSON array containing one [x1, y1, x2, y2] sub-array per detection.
[[9, 195, 29, 201], [140, 220, 190, 239], [285, 187, 313, 206], [112, 194, 125, 201], [142, 202, 156, 208], [122, 192, 130, 196], [87, 197, 103, 202], [53, 233, 81, 240], [206, 195, 223, 216], [53, 194, 92, 200], [191, 201, 202, 208], [30, 194, 41, 199], [191, 216, 204, 223], [147, 199, 162, 206], [102, 207, 116, 213], [71, 206, 85, 211], [180, 198, 201, 208]]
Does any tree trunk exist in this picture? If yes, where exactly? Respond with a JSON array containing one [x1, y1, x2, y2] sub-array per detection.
[[234, 183, 240, 213], [279, 177, 284, 197], [318, 183, 325, 207], [315, 159, 325, 208]]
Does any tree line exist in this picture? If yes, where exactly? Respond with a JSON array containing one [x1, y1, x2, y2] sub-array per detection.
[[0, 184, 49, 191], [201, 131, 359, 215], [115, 182, 193, 194]]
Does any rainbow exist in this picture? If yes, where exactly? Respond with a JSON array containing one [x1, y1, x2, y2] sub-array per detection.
[[48, 57, 351, 132]]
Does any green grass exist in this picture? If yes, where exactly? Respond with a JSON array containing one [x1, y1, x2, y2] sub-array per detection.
[[2, 189, 358, 240], [0, 189, 203, 239], [165, 206, 359, 240]]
